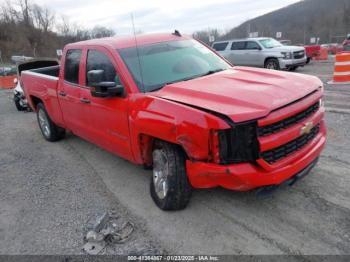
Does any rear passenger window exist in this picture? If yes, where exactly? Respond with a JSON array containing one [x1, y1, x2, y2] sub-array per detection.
[[231, 42, 246, 50], [86, 50, 118, 87], [64, 49, 82, 84], [212, 42, 228, 51]]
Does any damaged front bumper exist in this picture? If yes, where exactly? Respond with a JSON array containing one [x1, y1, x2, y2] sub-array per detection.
[[186, 125, 326, 191]]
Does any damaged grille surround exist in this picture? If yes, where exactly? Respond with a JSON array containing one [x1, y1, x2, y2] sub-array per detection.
[[216, 99, 321, 165]]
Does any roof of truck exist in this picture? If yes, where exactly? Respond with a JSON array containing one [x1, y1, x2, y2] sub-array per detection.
[[66, 33, 192, 50]]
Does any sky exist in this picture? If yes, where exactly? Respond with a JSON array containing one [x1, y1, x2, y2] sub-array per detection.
[[30, 0, 300, 35]]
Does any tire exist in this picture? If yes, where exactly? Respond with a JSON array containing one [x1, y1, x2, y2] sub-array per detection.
[[288, 66, 298, 72], [306, 57, 311, 64], [36, 103, 65, 142], [264, 58, 280, 70], [150, 140, 192, 211], [14, 95, 26, 111]]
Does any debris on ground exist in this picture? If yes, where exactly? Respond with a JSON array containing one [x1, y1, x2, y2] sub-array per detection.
[[82, 211, 134, 255]]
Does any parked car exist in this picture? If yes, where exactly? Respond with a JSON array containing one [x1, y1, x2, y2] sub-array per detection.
[[21, 33, 326, 210], [0, 66, 16, 76], [13, 59, 59, 111], [212, 37, 306, 71]]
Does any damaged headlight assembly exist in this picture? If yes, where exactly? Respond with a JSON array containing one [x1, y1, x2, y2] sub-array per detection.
[[211, 122, 260, 164]]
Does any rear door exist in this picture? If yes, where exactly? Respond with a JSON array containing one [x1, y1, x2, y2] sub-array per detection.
[[57, 49, 84, 134], [79, 47, 132, 160], [212, 42, 229, 56]]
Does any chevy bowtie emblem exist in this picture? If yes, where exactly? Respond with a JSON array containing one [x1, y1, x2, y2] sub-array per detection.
[[300, 121, 314, 135]]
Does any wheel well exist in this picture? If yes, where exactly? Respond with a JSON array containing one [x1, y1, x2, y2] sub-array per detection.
[[139, 134, 189, 167], [264, 57, 278, 65], [30, 96, 42, 110]]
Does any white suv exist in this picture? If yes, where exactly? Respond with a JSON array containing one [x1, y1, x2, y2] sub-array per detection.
[[212, 37, 306, 71]]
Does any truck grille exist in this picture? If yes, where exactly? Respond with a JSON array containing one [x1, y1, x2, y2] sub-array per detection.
[[293, 50, 305, 59], [261, 124, 320, 164], [258, 102, 319, 137]]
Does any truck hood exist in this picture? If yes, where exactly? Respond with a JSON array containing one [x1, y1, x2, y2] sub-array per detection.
[[151, 67, 322, 123]]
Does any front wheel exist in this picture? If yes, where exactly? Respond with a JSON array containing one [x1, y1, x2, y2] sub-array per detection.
[[264, 58, 280, 70], [288, 66, 298, 72], [36, 103, 65, 142], [150, 141, 192, 211]]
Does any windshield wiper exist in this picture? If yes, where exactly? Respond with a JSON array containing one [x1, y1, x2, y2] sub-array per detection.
[[151, 68, 226, 92], [199, 68, 225, 77]]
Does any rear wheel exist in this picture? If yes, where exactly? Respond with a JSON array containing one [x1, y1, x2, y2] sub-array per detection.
[[150, 140, 192, 211], [264, 58, 280, 70], [36, 103, 65, 142]]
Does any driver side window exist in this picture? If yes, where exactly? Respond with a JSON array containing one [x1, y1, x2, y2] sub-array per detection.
[[86, 50, 121, 87]]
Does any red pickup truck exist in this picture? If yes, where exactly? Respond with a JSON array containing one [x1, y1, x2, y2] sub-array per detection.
[[22, 33, 326, 210]]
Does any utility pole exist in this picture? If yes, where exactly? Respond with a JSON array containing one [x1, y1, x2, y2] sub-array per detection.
[[303, 0, 306, 44], [0, 50, 4, 72]]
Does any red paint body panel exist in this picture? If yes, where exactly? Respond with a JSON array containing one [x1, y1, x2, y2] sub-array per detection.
[[22, 33, 327, 192], [304, 45, 321, 58]]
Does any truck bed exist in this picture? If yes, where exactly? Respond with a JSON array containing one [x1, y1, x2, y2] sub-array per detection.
[[22, 65, 60, 96], [21, 65, 64, 127]]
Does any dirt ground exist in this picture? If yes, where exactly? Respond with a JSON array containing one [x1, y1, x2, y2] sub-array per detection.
[[0, 59, 349, 255]]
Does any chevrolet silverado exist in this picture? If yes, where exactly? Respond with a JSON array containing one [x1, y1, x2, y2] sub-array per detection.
[[21, 33, 326, 210]]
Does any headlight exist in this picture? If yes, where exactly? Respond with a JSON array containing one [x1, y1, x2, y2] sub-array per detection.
[[214, 122, 260, 164], [281, 52, 292, 59]]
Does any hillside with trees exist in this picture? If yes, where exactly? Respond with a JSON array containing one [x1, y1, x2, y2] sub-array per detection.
[[0, 0, 115, 63], [194, 0, 350, 45]]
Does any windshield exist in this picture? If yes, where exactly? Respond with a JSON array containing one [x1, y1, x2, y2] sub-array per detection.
[[259, 38, 282, 49], [118, 40, 230, 92]]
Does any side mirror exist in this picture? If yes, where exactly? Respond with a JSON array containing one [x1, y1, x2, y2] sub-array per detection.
[[87, 70, 124, 98]]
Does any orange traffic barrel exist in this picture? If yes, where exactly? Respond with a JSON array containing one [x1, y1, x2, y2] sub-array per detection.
[[315, 48, 328, 60], [0, 75, 16, 89], [333, 53, 350, 83]]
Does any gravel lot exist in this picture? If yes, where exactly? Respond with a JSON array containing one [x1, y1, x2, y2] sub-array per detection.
[[0, 60, 349, 255]]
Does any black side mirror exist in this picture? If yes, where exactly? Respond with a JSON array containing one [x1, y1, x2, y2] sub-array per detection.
[[87, 70, 124, 98]]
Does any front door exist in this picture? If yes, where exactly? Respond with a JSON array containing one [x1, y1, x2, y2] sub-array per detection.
[[245, 41, 264, 66], [79, 47, 132, 160]]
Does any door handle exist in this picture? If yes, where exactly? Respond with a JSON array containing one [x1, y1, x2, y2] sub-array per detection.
[[80, 98, 91, 104], [58, 91, 66, 97]]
